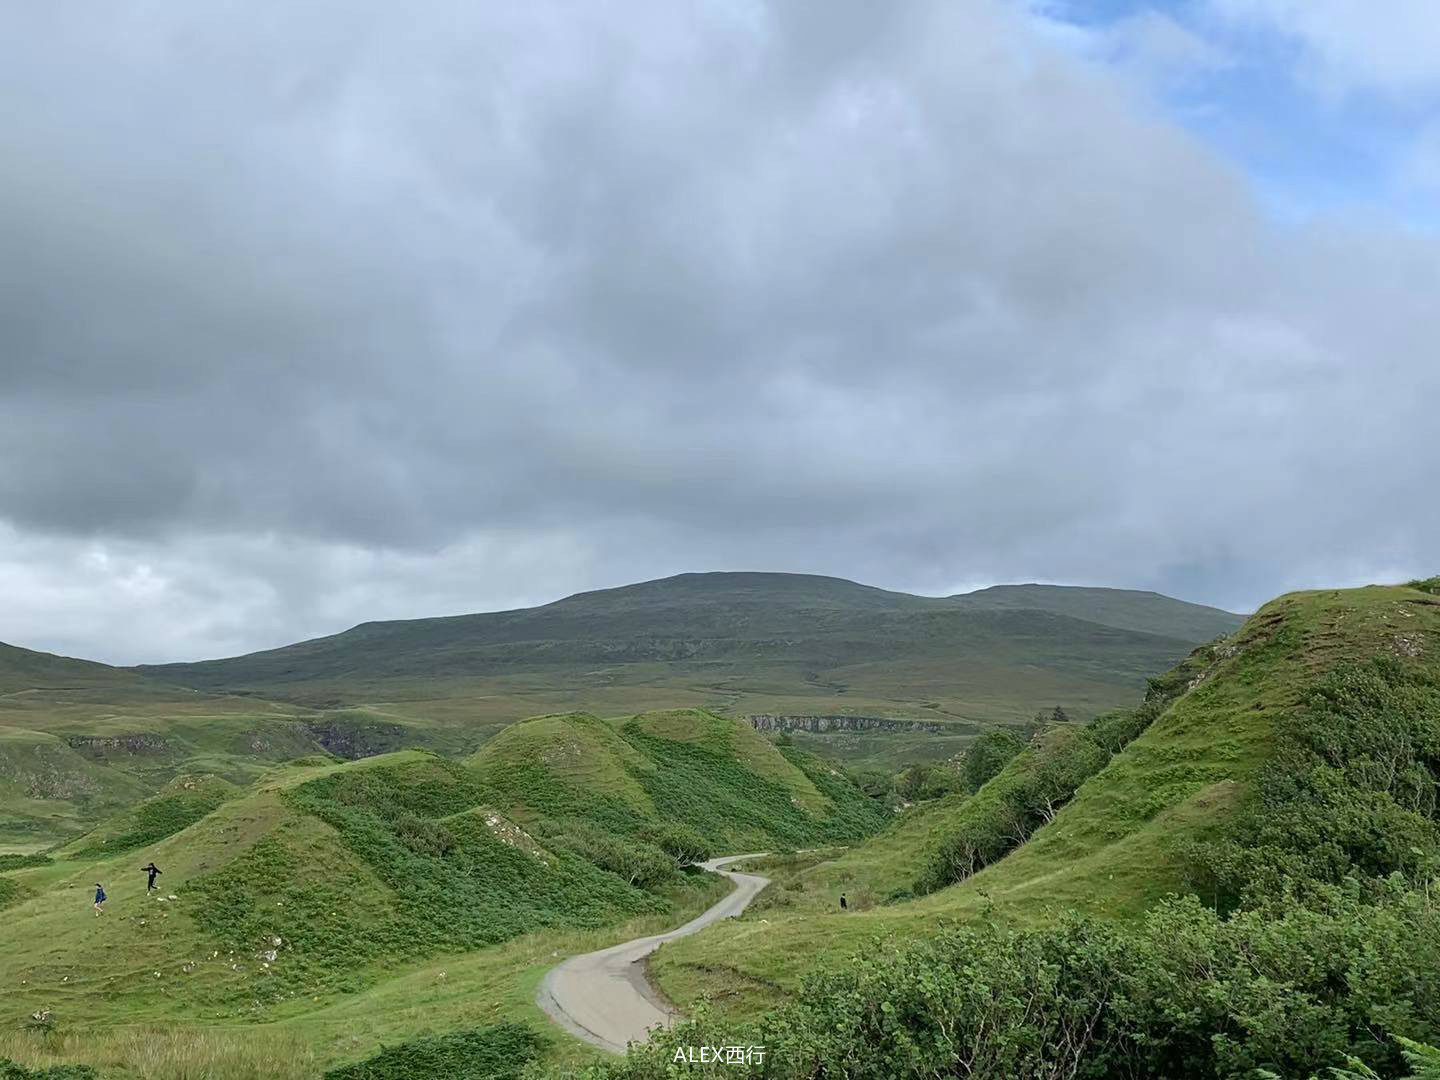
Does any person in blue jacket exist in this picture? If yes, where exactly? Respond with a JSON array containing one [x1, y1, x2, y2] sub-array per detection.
[[93, 883, 106, 916]]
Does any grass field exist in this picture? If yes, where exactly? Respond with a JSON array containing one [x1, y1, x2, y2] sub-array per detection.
[[0, 709, 887, 1076], [133, 574, 1240, 770], [648, 581, 1440, 1020]]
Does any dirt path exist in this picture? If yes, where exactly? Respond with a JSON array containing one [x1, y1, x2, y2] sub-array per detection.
[[536, 854, 770, 1054]]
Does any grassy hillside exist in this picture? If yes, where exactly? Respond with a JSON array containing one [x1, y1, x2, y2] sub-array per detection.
[[647, 581, 1440, 1025], [134, 573, 1240, 766], [0, 642, 152, 695], [470, 709, 883, 851], [0, 708, 889, 1077], [953, 583, 1242, 641], [0, 643, 497, 849]]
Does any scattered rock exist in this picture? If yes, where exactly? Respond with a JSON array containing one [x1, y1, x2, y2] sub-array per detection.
[[1394, 634, 1425, 658]]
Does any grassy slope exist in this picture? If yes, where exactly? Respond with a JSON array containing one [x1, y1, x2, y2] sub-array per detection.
[[0, 667, 492, 850], [953, 583, 1241, 641], [0, 709, 889, 1076], [471, 709, 883, 850], [650, 581, 1440, 1018], [134, 574, 1240, 764]]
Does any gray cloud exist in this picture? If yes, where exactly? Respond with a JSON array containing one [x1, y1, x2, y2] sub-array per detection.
[[1, 0, 1436, 663]]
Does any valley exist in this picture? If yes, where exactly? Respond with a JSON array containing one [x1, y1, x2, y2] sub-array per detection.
[[6, 574, 1439, 1078]]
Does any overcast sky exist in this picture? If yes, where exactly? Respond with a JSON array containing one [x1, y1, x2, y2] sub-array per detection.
[[2, 1, 1437, 664]]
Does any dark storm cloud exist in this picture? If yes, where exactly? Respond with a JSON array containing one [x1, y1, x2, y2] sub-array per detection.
[[0, 1, 1436, 662]]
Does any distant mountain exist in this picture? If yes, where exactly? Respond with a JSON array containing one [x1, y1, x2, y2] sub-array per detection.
[[0, 640, 146, 695], [950, 583, 1241, 642], [134, 573, 1242, 744]]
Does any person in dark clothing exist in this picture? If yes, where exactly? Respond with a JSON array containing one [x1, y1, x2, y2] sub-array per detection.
[[93, 883, 106, 916], [839, 893, 847, 910], [141, 862, 162, 892]]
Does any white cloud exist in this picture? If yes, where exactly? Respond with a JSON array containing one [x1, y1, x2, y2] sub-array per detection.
[[0, 0, 1436, 662], [1208, 0, 1440, 98]]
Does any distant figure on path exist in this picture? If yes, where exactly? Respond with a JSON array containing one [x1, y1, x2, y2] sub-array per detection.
[[141, 862, 162, 892], [839, 893, 847, 911], [93, 883, 106, 916]]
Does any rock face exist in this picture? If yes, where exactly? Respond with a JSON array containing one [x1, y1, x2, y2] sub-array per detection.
[[748, 714, 943, 734], [303, 720, 407, 760]]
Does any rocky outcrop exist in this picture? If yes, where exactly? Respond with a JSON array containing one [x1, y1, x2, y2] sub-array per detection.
[[748, 714, 943, 734], [303, 720, 407, 760]]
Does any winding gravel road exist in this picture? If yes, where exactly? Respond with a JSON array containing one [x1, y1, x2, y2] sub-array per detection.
[[536, 854, 770, 1054]]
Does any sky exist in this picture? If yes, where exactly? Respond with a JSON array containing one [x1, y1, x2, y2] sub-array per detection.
[[1, 0, 1437, 665]]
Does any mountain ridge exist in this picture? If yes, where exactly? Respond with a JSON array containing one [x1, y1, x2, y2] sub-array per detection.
[[134, 571, 1242, 683]]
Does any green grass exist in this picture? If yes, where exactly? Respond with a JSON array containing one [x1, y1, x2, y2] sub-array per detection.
[[471, 710, 887, 852], [62, 775, 240, 859], [649, 581, 1440, 1019], [0, 706, 886, 1076], [132, 574, 1239, 771]]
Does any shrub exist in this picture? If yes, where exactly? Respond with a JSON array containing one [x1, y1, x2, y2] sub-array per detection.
[[957, 729, 1026, 793], [0, 855, 51, 873], [323, 1022, 544, 1079], [544, 823, 676, 890], [647, 823, 711, 866], [1187, 658, 1440, 908], [0, 1061, 96, 1080], [560, 889, 1440, 1080], [896, 761, 964, 801]]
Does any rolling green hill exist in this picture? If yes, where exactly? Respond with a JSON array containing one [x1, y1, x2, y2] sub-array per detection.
[[135, 573, 1241, 765], [0, 645, 479, 849], [642, 580, 1440, 1059], [0, 641, 151, 695], [470, 709, 883, 852], [0, 708, 886, 1077]]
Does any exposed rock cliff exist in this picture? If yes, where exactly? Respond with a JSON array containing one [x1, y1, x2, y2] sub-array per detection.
[[748, 714, 943, 734]]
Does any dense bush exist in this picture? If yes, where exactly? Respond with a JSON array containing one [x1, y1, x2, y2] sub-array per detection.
[[1187, 658, 1440, 908], [623, 728, 889, 849], [956, 728, 1026, 793], [845, 766, 896, 802], [566, 887, 1440, 1080], [543, 821, 677, 888], [0, 1062, 96, 1080], [895, 761, 965, 802], [646, 823, 711, 866], [324, 1022, 544, 1079]]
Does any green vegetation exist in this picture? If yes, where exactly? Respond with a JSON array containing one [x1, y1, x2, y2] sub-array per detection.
[[134, 573, 1240, 769], [0, 1060, 96, 1079], [916, 724, 1112, 893], [0, 854, 50, 872], [956, 726, 1028, 792], [638, 581, 1440, 1078], [471, 710, 887, 853], [322, 1022, 544, 1079], [579, 887, 1440, 1079], [17, 576, 1440, 1077], [65, 775, 239, 858], [0, 706, 885, 1076]]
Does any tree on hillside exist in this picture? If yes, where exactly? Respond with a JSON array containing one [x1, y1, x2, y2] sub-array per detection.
[[959, 729, 1027, 793], [648, 824, 711, 867]]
